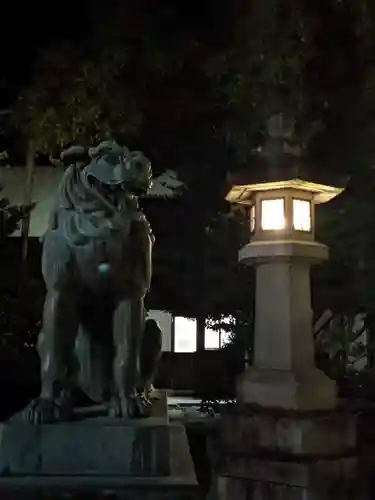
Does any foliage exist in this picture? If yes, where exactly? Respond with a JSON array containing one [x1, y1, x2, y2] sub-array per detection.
[[204, 0, 315, 162], [314, 313, 367, 379], [15, 1, 375, 172], [0, 274, 43, 352], [0, 184, 42, 351], [14, 1, 329, 162], [315, 168, 375, 312], [0, 183, 34, 238], [13, 5, 218, 161], [13, 0, 375, 323], [143, 185, 254, 319], [204, 0, 375, 322]]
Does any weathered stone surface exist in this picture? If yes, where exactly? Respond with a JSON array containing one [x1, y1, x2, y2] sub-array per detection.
[[0, 421, 198, 498], [221, 410, 356, 456], [0, 415, 170, 476], [0, 394, 172, 477], [222, 456, 357, 488], [237, 368, 337, 411], [0, 389, 199, 498], [213, 407, 361, 499], [0, 475, 200, 500], [214, 475, 364, 500]]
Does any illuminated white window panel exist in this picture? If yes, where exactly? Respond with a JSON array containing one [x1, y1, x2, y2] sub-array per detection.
[[205, 316, 234, 350], [174, 317, 197, 352], [204, 327, 220, 350], [261, 198, 285, 230], [293, 199, 311, 232]]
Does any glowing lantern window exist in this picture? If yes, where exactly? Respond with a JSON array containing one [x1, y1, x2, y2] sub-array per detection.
[[293, 199, 311, 232], [261, 198, 285, 231]]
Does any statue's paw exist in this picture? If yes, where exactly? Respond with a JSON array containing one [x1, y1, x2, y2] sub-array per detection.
[[130, 393, 152, 418], [22, 398, 70, 424], [107, 394, 152, 419]]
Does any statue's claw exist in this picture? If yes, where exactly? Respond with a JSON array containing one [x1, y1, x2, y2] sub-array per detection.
[[22, 397, 72, 424], [129, 393, 152, 417], [146, 384, 160, 401], [140, 391, 153, 407]]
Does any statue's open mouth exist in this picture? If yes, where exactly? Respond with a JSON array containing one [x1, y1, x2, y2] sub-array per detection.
[[87, 174, 148, 199], [88, 178, 122, 212], [88, 175, 125, 192]]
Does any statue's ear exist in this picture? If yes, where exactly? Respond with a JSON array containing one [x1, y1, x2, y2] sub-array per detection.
[[60, 145, 89, 165], [89, 141, 128, 159]]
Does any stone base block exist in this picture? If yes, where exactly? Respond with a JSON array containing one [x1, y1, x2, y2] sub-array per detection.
[[212, 406, 361, 500], [221, 408, 356, 456], [0, 393, 199, 499], [0, 422, 199, 499], [224, 455, 357, 488], [0, 421, 199, 498], [213, 474, 365, 500], [0, 416, 172, 476], [237, 368, 337, 410], [0, 477, 201, 500]]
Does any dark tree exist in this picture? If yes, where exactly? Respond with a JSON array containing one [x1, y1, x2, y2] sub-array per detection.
[[0, 185, 42, 351], [13, 0, 375, 327]]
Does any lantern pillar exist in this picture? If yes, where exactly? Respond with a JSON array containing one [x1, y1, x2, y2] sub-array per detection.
[[237, 239, 336, 409]]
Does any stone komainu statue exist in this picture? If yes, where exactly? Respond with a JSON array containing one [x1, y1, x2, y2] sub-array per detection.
[[23, 141, 162, 423]]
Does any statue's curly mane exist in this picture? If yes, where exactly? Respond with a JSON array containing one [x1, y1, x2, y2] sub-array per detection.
[[48, 141, 151, 248]]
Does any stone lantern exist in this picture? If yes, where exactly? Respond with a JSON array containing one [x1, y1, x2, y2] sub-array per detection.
[[226, 115, 344, 409], [214, 116, 360, 500]]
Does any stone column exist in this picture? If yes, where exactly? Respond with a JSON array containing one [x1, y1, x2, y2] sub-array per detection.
[[237, 239, 336, 410]]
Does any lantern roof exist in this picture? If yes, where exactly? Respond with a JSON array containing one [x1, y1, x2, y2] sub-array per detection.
[[226, 115, 346, 205]]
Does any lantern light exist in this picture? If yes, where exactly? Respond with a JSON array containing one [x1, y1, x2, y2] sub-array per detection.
[[293, 198, 311, 232], [260, 198, 285, 231]]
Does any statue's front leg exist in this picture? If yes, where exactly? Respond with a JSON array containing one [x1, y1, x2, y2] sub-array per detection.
[[23, 287, 79, 424], [110, 297, 149, 418]]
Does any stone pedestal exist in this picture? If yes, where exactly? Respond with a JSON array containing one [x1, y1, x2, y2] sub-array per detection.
[[210, 240, 364, 499], [0, 392, 199, 499], [211, 406, 362, 500]]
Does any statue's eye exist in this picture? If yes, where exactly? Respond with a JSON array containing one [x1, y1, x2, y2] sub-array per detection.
[[134, 160, 144, 170], [104, 153, 117, 165]]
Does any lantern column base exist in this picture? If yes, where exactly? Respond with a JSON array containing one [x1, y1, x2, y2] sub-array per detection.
[[237, 366, 336, 410]]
